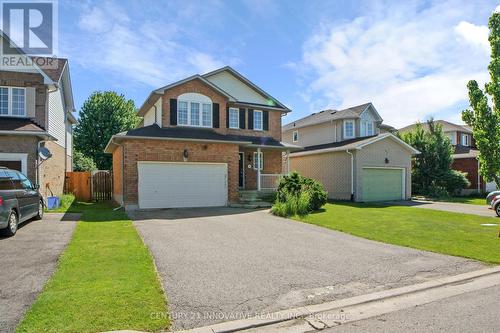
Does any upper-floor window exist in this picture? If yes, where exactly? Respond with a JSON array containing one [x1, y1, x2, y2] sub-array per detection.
[[461, 133, 470, 146], [177, 93, 212, 128], [254, 110, 263, 131], [253, 110, 263, 131], [0, 87, 25, 117], [446, 132, 456, 145], [361, 120, 374, 136], [293, 130, 299, 142], [229, 108, 239, 129], [344, 119, 355, 139], [367, 122, 374, 135]]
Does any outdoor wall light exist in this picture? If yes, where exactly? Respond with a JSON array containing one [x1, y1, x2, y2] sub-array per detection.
[[183, 149, 189, 159], [385, 157, 390, 164], [248, 154, 252, 162]]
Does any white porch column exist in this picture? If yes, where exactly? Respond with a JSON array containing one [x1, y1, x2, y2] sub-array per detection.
[[286, 150, 290, 174], [257, 147, 261, 191]]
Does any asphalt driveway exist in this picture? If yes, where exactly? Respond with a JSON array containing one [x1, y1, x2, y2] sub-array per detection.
[[131, 208, 485, 330], [393, 200, 495, 217], [0, 213, 78, 333]]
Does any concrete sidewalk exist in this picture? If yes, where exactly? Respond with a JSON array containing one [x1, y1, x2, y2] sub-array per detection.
[[393, 200, 496, 217]]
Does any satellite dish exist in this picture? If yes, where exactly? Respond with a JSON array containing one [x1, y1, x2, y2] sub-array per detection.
[[38, 147, 52, 160]]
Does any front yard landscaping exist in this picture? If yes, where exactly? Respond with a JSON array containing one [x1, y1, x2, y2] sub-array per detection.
[[17, 202, 169, 333], [295, 202, 500, 264]]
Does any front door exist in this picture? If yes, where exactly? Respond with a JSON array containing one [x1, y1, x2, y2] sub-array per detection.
[[238, 152, 244, 188]]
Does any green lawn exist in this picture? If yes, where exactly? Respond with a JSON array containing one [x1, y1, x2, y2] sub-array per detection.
[[434, 196, 487, 205], [295, 202, 500, 264], [17, 202, 169, 333], [44, 194, 92, 213]]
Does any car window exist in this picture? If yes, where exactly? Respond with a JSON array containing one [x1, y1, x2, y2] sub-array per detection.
[[5, 170, 22, 189], [17, 172, 33, 190], [0, 170, 13, 190]]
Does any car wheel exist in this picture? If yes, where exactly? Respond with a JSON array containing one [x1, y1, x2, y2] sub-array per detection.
[[0, 211, 18, 237], [496, 203, 500, 217], [34, 200, 44, 220]]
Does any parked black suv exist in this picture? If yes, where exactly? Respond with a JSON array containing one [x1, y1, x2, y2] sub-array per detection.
[[0, 167, 44, 237]]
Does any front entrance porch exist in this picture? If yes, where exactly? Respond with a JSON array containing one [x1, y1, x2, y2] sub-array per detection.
[[238, 147, 290, 192]]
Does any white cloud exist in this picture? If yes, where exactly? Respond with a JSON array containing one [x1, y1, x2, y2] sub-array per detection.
[[292, 1, 492, 128], [67, 1, 233, 88], [455, 21, 490, 52]]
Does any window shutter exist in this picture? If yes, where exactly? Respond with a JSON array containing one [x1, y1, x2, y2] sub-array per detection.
[[226, 106, 230, 128], [248, 109, 254, 130], [26, 87, 36, 118], [263, 111, 269, 131], [213, 103, 220, 128], [239, 108, 246, 129], [169, 99, 177, 126]]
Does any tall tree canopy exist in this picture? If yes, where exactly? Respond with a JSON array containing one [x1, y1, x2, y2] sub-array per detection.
[[400, 119, 469, 196], [74, 91, 140, 170], [462, 12, 500, 188]]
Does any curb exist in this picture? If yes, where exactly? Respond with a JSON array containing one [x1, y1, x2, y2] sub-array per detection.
[[104, 266, 500, 333]]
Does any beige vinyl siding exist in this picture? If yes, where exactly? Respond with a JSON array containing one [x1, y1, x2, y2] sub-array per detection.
[[143, 97, 162, 127], [354, 138, 412, 201], [205, 71, 269, 105], [47, 88, 66, 148], [290, 151, 352, 200], [283, 121, 337, 147]]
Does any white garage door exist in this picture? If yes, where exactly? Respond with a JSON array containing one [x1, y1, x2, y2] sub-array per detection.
[[138, 162, 228, 209]]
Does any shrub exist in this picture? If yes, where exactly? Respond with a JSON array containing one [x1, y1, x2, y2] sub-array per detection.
[[73, 151, 97, 172], [272, 172, 327, 217], [441, 170, 470, 195]]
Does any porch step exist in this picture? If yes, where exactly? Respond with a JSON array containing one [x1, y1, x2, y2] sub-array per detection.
[[230, 201, 272, 209]]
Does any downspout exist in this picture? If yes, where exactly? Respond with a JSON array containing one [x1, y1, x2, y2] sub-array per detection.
[[346, 150, 354, 201], [477, 159, 481, 193]]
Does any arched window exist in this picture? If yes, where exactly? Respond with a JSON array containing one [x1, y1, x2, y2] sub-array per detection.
[[177, 93, 212, 127]]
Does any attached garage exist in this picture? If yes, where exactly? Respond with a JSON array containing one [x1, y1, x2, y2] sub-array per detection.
[[362, 168, 405, 202], [289, 133, 419, 203], [138, 162, 228, 209]]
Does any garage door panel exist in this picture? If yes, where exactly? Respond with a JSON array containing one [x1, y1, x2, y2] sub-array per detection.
[[138, 162, 228, 209], [362, 168, 404, 202]]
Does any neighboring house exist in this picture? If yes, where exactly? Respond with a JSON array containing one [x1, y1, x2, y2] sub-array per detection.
[[399, 120, 493, 194], [0, 34, 76, 197], [104, 66, 300, 210], [282, 103, 419, 202]]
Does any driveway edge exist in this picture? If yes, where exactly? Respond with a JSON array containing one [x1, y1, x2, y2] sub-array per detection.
[[168, 265, 500, 333]]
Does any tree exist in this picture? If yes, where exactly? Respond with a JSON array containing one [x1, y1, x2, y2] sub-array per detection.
[[73, 151, 97, 172], [462, 12, 500, 188], [400, 119, 469, 196], [74, 91, 140, 170]]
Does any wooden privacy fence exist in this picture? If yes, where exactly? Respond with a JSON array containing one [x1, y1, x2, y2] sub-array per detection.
[[65, 170, 112, 202]]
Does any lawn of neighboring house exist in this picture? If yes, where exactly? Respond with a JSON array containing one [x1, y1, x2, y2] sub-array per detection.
[[295, 202, 500, 264], [412, 196, 487, 206], [17, 201, 169, 333]]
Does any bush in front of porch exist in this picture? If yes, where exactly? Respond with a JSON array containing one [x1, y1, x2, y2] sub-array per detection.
[[271, 172, 327, 217]]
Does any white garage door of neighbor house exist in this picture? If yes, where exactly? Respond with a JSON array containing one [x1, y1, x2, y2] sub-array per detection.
[[138, 162, 228, 209], [362, 168, 405, 202]]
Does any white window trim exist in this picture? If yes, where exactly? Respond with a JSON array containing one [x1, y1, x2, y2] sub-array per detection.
[[292, 130, 299, 142], [367, 122, 374, 136], [253, 152, 264, 170], [253, 110, 263, 131], [343, 119, 355, 139], [461, 134, 470, 146], [0, 86, 26, 117], [228, 107, 239, 129], [0, 153, 28, 175], [177, 100, 212, 128]]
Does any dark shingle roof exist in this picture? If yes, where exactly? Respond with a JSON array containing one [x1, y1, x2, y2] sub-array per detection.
[[31, 57, 67, 82], [302, 135, 378, 152], [119, 125, 295, 148], [453, 145, 479, 158], [282, 103, 372, 131], [0, 117, 45, 132], [399, 120, 472, 134]]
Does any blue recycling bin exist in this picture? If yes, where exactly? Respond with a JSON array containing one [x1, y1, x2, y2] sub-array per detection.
[[47, 196, 60, 210]]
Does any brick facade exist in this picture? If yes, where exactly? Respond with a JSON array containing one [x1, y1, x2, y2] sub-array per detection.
[[160, 78, 283, 141], [120, 139, 240, 207], [0, 136, 39, 181], [0, 70, 47, 129], [240, 148, 282, 190], [452, 157, 483, 191], [39, 141, 66, 197]]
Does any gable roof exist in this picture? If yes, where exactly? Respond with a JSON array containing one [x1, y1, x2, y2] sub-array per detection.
[[138, 66, 290, 117], [31, 57, 67, 82], [282, 103, 381, 132], [399, 120, 472, 134], [290, 133, 420, 157]]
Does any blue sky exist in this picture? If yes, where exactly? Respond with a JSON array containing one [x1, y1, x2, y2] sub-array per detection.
[[58, 0, 497, 128]]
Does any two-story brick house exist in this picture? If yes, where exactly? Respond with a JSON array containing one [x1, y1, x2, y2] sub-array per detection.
[[399, 120, 494, 193], [282, 103, 419, 202], [0, 34, 76, 197], [104, 66, 299, 210]]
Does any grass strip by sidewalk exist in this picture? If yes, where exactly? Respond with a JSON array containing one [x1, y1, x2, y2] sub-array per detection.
[[16, 203, 169, 333], [295, 202, 500, 264]]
